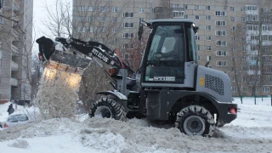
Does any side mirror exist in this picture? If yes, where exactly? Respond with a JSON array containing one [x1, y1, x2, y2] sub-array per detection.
[[205, 61, 210, 67], [193, 26, 199, 33]]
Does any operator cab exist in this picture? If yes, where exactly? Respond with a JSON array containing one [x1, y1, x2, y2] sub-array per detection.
[[140, 19, 198, 88]]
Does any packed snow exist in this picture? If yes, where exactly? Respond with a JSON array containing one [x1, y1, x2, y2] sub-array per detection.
[[0, 98, 272, 153]]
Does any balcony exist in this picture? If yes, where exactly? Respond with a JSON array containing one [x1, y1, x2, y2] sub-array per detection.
[[11, 44, 19, 53], [11, 60, 18, 71], [10, 78, 18, 86]]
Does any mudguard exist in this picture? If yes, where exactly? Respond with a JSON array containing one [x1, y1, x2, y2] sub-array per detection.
[[97, 90, 128, 101]]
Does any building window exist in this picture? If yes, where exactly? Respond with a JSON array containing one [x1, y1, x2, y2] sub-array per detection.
[[247, 25, 258, 31], [88, 16, 93, 22], [184, 15, 188, 19], [195, 15, 200, 20], [206, 25, 211, 30], [262, 25, 272, 31], [230, 17, 235, 22], [207, 56, 211, 61], [215, 21, 226, 26], [206, 36, 212, 40], [100, 17, 106, 22], [263, 87, 270, 93], [112, 17, 117, 22], [100, 6, 106, 12], [122, 33, 134, 38], [197, 45, 200, 51], [112, 28, 117, 33], [123, 22, 134, 28], [78, 6, 85, 11], [230, 7, 235, 11], [246, 15, 258, 21], [246, 5, 257, 11], [90, 27, 93, 33], [112, 7, 118, 12], [215, 11, 226, 16], [78, 27, 86, 32], [88, 6, 93, 12], [250, 45, 257, 51], [216, 41, 227, 46], [123, 12, 134, 17], [183, 4, 188, 9], [231, 26, 236, 31], [206, 6, 210, 10], [206, 15, 211, 20], [172, 4, 179, 8], [195, 5, 199, 10], [232, 87, 237, 93], [173, 11, 184, 18], [198, 56, 201, 60], [215, 30, 226, 36], [206, 46, 212, 50], [216, 51, 227, 56], [195, 35, 200, 40], [139, 8, 144, 13], [123, 44, 134, 49], [216, 61, 227, 66], [98, 27, 105, 32], [75, 16, 85, 22], [251, 35, 259, 41], [242, 87, 248, 92]]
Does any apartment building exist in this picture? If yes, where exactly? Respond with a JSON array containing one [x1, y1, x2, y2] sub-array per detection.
[[72, 0, 272, 96], [0, 0, 33, 102], [166, 0, 272, 96]]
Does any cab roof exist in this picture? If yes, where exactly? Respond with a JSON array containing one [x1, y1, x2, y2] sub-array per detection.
[[146, 19, 194, 28]]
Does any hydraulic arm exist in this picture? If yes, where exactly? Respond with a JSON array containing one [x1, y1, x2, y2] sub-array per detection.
[[36, 36, 134, 74]]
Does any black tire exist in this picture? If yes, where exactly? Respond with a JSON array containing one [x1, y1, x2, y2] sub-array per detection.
[[89, 96, 126, 121], [175, 105, 215, 137]]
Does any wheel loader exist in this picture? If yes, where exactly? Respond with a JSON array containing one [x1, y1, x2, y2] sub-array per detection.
[[36, 19, 237, 136]]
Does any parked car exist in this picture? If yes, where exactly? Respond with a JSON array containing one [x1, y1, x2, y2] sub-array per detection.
[[5, 114, 30, 128]]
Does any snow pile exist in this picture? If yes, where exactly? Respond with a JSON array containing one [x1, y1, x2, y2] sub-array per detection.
[[35, 67, 81, 119], [1, 98, 272, 153]]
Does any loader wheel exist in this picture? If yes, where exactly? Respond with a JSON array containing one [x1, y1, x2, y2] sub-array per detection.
[[175, 105, 215, 137], [89, 96, 126, 121]]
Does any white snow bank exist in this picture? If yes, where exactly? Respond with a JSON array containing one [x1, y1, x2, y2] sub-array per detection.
[[1, 98, 272, 152]]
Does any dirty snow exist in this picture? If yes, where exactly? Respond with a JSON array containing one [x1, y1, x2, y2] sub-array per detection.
[[0, 98, 272, 153]]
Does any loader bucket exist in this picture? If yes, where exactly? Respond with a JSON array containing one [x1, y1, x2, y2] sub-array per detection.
[[36, 36, 91, 75]]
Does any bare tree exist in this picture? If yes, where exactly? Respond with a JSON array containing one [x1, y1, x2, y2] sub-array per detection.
[[244, 0, 272, 96], [228, 23, 248, 101]]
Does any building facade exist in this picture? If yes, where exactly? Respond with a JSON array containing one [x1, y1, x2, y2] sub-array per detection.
[[0, 0, 33, 102], [72, 0, 272, 96]]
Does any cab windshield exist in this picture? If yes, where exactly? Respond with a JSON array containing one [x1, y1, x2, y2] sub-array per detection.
[[147, 25, 184, 63]]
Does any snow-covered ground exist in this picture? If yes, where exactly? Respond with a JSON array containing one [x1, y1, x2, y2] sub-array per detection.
[[0, 98, 272, 153]]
